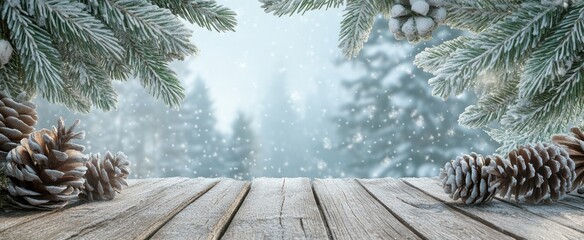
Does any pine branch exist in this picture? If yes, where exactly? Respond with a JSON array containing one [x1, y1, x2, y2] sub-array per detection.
[[28, 0, 124, 61], [506, 55, 584, 134], [414, 36, 469, 75], [459, 77, 519, 129], [151, 0, 237, 32], [1, 1, 65, 102], [95, 0, 197, 60], [519, 2, 584, 98], [429, 3, 564, 99], [259, 0, 344, 16], [123, 37, 185, 108], [487, 53, 584, 152], [59, 44, 118, 111], [0, 59, 25, 96], [444, 0, 521, 32], [339, 0, 378, 59]]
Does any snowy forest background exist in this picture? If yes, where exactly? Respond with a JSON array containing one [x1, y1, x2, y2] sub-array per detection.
[[34, 3, 496, 179]]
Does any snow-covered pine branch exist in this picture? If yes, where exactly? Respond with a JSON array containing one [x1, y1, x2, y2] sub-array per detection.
[[151, 0, 237, 32], [0, 0, 236, 112], [339, 0, 378, 58], [259, 0, 345, 16], [443, 0, 521, 32], [260, 0, 584, 152]]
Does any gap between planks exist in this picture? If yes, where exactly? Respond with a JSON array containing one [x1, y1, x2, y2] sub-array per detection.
[[0, 179, 150, 234], [404, 178, 584, 240]]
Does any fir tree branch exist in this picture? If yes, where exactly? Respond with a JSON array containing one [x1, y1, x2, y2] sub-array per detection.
[[259, 0, 344, 16], [430, 3, 564, 99], [459, 77, 518, 129], [123, 37, 185, 108], [1, 1, 65, 102], [490, 53, 584, 152], [95, 0, 197, 60], [59, 45, 118, 111], [28, 0, 124, 61], [0, 59, 25, 96], [414, 36, 469, 75], [151, 0, 237, 32], [444, 0, 521, 32], [506, 56, 584, 134], [339, 0, 377, 59], [519, 2, 584, 98]]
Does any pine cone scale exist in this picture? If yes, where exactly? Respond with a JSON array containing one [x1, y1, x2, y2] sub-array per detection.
[[80, 152, 130, 201], [552, 127, 584, 192], [3, 119, 88, 209]]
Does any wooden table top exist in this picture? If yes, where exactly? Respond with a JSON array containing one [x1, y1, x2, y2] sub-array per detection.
[[1, 177, 583, 239]]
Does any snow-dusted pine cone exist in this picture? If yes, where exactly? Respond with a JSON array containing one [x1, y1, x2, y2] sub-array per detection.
[[389, 0, 447, 43], [3, 118, 87, 209], [552, 127, 584, 194], [439, 153, 497, 204], [488, 143, 576, 204], [0, 39, 13, 67], [0, 92, 38, 161], [81, 152, 130, 201]]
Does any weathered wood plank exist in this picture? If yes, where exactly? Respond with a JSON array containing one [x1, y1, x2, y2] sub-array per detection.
[[358, 178, 512, 240], [0, 179, 148, 233], [222, 178, 329, 240], [495, 197, 584, 233], [561, 194, 584, 210], [2, 178, 217, 240], [404, 178, 584, 239], [75, 178, 218, 239], [313, 179, 421, 240], [150, 179, 250, 240]]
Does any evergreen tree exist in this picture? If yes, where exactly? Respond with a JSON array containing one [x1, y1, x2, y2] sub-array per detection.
[[259, 77, 308, 177], [336, 21, 495, 177], [261, 0, 584, 154], [183, 78, 224, 177], [0, 0, 236, 112], [226, 112, 259, 180], [303, 79, 348, 178]]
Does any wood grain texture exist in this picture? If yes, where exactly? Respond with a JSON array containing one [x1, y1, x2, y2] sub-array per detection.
[[358, 178, 512, 240], [222, 178, 329, 240], [0, 179, 147, 233], [75, 178, 217, 240], [1, 178, 217, 240], [313, 179, 421, 240], [559, 194, 584, 210], [404, 178, 584, 240], [151, 179, 250, 240]]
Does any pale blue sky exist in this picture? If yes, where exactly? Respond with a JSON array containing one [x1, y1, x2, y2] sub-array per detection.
[[171, 2, 346, 131]]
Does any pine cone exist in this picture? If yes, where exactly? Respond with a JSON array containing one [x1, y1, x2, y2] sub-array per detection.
[[3, 118, 87, 210], [81, 152, 130, 201], [439, 153, 497, 204], [488, 143, 576, 204], [552, 127, 584, 194], [0, 92, 38, 161], [389, 0, 446, 43]]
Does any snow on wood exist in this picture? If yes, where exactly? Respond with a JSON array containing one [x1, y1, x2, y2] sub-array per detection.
[[358, 178, 513, 239], [151, 179, 250, 240], [221, 178, 329, 239], [404, 178, 584, 239], [313, 179, 421, 239], [1, 178, 583, 239], [1, 178, 217, 239]]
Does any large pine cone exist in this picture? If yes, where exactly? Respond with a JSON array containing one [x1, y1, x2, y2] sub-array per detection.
[[80, 152, 130, 201], [552, 127, 584, 193], [439, 153, 497, 204], [488, 143, 575, 204], [0, 92, 38, 160], [3, 118, 87, 209]]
